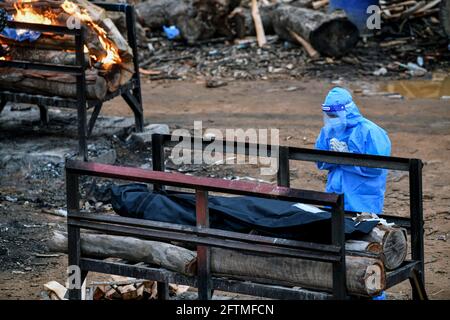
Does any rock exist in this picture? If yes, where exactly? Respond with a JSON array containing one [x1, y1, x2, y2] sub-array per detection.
[[130, 124, 170, 145], [206, 79, 228, 88], [92, 149, 117, 165], [373, 67, 388, 76], [5, 196, 18, 203]]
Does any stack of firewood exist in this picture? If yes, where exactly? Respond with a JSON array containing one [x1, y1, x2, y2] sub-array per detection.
[[380, 0, 443, 20], [0, 0, 134, 100], [42, 276, 190, 300], [90, 276, 190, 300]]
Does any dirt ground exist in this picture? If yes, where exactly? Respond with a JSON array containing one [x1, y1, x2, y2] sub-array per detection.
[[0, 77, 449, 299]]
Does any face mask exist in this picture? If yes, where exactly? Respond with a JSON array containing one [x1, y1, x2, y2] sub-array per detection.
[[323, 111, 347, 135]]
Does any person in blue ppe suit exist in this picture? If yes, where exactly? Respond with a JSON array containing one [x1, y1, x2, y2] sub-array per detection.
[[315, 87, 391, 214]]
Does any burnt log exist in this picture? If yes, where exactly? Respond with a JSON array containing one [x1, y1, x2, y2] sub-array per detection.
[[9, 47, 89, 66], [135, 0, 240, 44], [0, 68, 108, 100], [272, 4, 359, 57], [229, 5, 274, 38]]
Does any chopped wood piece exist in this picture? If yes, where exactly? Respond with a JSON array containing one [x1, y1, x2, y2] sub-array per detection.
[[251, 0, 267, 47], [288, 29, 320, 59]]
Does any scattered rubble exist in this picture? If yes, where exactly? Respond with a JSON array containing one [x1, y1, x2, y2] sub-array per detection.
[[129, 0, 449, 83], [128, 123, 170, 146]]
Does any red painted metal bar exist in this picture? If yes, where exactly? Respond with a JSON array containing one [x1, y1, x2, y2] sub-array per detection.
[[196, 190, 212, 300], [65, 160, 339, 206]]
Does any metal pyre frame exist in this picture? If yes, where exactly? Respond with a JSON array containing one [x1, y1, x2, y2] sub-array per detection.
[[65, 160, 347, 300], [0, 3, 144, 160], [151, 134, 428, 300], [64, 133, 427, 300]]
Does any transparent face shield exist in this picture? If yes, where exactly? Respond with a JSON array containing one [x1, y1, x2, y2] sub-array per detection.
[[322, 104, 347, 136]]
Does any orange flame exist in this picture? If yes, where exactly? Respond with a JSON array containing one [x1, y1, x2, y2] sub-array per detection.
[[13, 0, 55, 25], [61, 0, 121, 68], [10, 0, 121, 69]]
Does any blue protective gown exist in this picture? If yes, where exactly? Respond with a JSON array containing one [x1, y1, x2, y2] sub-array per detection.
[[315, 97, 391, 214]]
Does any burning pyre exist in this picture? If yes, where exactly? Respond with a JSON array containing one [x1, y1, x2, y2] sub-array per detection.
[[0, 0, 134, 98]]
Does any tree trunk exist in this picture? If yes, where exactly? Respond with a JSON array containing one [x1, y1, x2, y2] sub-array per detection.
[[0, 68, 108, 100], [358, 225, 408, 270], [135, 0, 239, 44], [229, 6, 274, 38], [272, 4, 359, 57], [47, 231, 197, 275]]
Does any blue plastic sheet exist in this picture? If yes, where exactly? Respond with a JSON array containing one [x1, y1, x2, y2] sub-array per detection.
[[163, 25, 180, 40], [0, 14, 42, 42]]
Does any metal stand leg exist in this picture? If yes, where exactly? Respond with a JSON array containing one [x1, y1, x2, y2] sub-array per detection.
[[68, 225, 83, 300], [38, 105, 49, 126], [124, 5, 144, 133], [331, 195, 347, 300], [410, 269, 428, 300], [122, 91, 144, 132], [0, 97, 6, 115], [196, 190, 212, 300], [66, 171, 83, 300], [157, 282, 170, 300], [409, 159, 425, 300], [75, 25, 88, 161], [277, 146, 290, 187], [87, 103, 102, 138], [77, 102, 88, 161]]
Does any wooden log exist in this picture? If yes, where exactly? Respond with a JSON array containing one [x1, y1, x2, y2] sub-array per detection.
[[312, 0, 329, 10], [47, 231, 197, 275], [0, 68, 108, 100], [345, 240, 382, 254], [358, 225, 408, 270], [136, 0, 239, 44], [0, 35, 77, 51], [9, 47, 90, 66], [441, 0, 450, 38], [272, 4, 359, 57], [48, 231, 385, 296], [228, 6, 274, 39], [210, 248, 385, 296], [135, 0, 208, 44]]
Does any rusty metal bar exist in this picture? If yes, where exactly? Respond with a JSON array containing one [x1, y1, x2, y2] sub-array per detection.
[[65, 160, 339, 207], [196, 190, 212, 300], [409, 159, 425, 299], [331, 195, 347, 299], [67, 211, 341, 254], [158, 134, 411, 171], [66, 170, 82, 300]]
